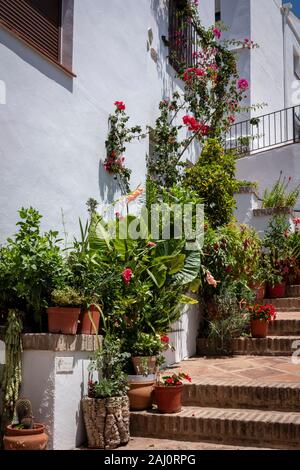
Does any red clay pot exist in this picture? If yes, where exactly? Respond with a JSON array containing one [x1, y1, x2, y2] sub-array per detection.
[[154, 385, 183, 414], [3, 424, 48, 450], [132, 356, 157, 376], [267, 282, 286, 299], [47, 307, 80, 335], [128, 379, 155, 411], [251, 319, 268, 338], [250, 284, 266, 302], [78, 305, 100, 335]]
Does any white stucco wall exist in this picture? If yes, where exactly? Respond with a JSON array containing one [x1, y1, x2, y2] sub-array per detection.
[[0, 0, 214, 243], [21, 350, 90, 450], [236, 142, 300, 210]]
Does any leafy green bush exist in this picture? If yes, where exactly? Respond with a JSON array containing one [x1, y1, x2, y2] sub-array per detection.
[[128, 332, 166, 357], [51, 287, 83, 307], [88, 336, 130, 398], [184, 139, 238, 228], [0, 208, 69, 324], [262, 173, 300, 209]]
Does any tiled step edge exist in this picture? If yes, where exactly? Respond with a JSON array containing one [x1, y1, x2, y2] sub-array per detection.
[[197, 337, 300, 356], [130, 407, 300, 450], [182, 380, 300, 411]]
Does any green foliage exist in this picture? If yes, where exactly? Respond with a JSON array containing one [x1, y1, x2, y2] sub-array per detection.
[[0, 208, 69, 324], [51, 286, 83, 308], [88, 336, 130, 398], [262, 173, 300, 209], [184, 139, 238, 227], [127, 332, 165, 357]]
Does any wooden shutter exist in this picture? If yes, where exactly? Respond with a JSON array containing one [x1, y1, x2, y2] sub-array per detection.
[[0, 0, 61, 62]]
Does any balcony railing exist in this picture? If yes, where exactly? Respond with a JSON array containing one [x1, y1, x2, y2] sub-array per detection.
[[224, 106, 300, 156]]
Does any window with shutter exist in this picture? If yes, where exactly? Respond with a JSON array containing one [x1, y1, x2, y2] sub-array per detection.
[[168, 0, 197, 72], [0, 0, 61, 64]]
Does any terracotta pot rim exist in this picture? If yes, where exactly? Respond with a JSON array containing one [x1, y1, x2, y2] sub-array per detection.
[[132, 356, 157, 359], [47, 307, 81, 312], [129, 380, 156, 386], [5, 424, 45, 436]]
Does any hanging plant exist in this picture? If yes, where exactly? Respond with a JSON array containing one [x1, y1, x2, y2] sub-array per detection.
[[103, 101, 146, 194]]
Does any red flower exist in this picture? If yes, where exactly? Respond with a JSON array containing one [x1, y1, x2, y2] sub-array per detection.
[[114, 101, 126, 111], [161, 335, 170, 344], [148, 241, 157, 248], [185, 374, 192, 382], [122, 268, 133, 284], [213, 28, 221, 40], [166, 378, 174, 385], [183, 67, 205, 82], [176, 381, 183, 386]]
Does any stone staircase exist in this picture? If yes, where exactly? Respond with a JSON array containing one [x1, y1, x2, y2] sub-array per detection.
[[130, 287, 300, 449]]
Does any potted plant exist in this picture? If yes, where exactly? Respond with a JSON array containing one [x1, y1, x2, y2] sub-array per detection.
[[127, 333, 171, 411], [82, 336, 130, 449], [47, 286, 83, 335], [249, 268, 267, 301], [130, 332, 171, 375], [266, 271, 286, 299], [154, 372, 192, 414], [3, 398, 48, 451], [248, 304, 276, 338], [78, 302, 102, 335]]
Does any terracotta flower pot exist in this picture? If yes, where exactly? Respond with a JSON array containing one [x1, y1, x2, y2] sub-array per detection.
[[132, 356, 157, 375], [3, 424, 48, 450], [154, 385, 183, 414], [267, 282, 286, 299], [128, 376, 155, 411], [251, 319, 268, 338], [250, 284, 266, 302], [47, 307, 80, 335], [78, 305, 100, 335]]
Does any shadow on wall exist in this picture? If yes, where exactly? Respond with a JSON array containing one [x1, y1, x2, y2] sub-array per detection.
[[98, 161, 121, 205], [0, 29, 73, 93]]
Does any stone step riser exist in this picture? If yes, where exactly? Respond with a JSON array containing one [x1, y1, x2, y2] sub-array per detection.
[[286, 286, 300, 297], [264, 298, 300, 311], [197, 337, 299, 356], [182, 383, 300, 411], [269, 320, 300, 336], [130, 411, 300, 450]]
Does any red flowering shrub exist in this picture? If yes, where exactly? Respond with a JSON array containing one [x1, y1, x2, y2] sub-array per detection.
[[248, 304, 276, 322], [122, 268, 133, 285]]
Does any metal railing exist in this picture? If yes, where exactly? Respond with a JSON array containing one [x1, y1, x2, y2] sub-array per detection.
[[168, 0, 199, 71], [224, 106, 300, 156]]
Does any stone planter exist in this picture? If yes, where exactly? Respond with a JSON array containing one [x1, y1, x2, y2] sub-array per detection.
[[128, 375, 155, 411], [3, 424, 48, 450], [82, 396, 129, 449]]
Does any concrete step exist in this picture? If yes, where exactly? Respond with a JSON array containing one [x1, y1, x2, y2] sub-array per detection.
[[269, 313, 300, 336], [130, 406, 300, 449], [286, 285, 300, 297], [182, 379, 300, 411], [264, 298, 300, 312], [197, 336, 300, 356]]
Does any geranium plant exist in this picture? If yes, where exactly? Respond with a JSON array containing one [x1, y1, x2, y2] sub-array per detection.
[[248, 304, 276, 322], [159, 372, 192, 387]]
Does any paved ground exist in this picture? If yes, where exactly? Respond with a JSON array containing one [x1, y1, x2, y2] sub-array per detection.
[[165, 355, 300, 383], [114, 437, 273, 451]]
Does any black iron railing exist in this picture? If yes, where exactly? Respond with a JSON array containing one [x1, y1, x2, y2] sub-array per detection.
[[224, 106, 300, 156], [169, 0, 199, 71]]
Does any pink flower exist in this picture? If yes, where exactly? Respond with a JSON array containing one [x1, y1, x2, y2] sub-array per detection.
[[122, 268, 133, 285], [213, 28, 221, 40], [228, 115, 235, 124], [238, 79, 249, 90], [114, 101, 126, 111], [148, 241, 157, 248], [206, 271, 217, 288]]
